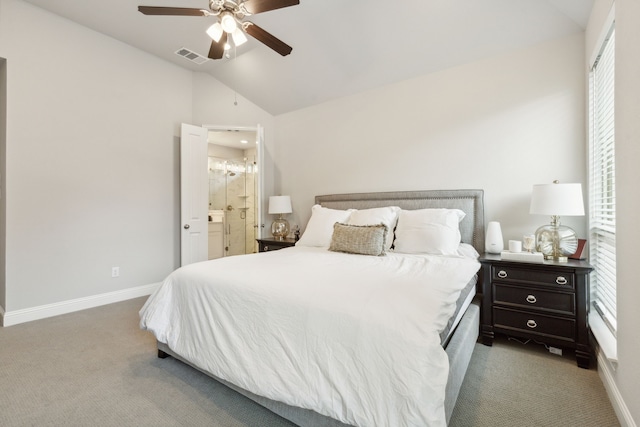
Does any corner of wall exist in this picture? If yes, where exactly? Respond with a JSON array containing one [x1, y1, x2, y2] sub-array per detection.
[[0, 57, 7, 313]]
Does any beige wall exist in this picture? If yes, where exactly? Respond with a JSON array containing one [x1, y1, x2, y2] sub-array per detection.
[[275, 33, 587, 245], [0, 0, 194, 312], [0, 58, 6, 312], [616, 1, 640, 421], [0, 0, 277, 318]]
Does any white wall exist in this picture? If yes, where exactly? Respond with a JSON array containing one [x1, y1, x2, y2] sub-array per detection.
[[616, 1, 640, 423], [0, 0, 194, 313], [275, 34, 587, 243], [0, 0, 277, 321], [0, 58, 6, 312], [587, 1, 640, 425]]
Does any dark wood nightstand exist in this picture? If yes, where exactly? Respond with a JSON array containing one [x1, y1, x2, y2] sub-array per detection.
[[479, 253, 594, 369], [257, 237, 297, 252]]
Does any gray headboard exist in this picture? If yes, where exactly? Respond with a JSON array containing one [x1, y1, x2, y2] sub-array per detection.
[[315, 189, 485, 254]]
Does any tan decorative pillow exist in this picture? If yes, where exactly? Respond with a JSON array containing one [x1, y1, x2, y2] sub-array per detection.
[[329, 223, 388, 256]]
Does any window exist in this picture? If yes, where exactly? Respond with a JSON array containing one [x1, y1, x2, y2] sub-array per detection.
[[588, 24, 616, 336]]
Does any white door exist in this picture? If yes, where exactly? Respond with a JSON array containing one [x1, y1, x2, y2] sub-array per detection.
[[180, 123, 208, 266]]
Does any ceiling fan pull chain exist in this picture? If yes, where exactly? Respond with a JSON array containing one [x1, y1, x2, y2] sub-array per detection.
[[233, 44, 239, 106]]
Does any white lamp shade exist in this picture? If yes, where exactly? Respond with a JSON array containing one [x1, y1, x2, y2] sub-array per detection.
[[220, 12, 237, 33], [206, 22, 223, 42], [530, 183, 585, 216], [231, 28, 248, 46], [268, 196, 292, 215]]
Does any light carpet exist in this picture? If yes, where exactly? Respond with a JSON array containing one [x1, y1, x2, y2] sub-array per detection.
[[0, 297, 619, 426]]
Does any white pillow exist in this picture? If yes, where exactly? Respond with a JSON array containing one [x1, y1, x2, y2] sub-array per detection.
[[393, 208, 466, 255], [346, 206, 400, 250], [296, 205, 354, 248], [457, 243, 480, 259]]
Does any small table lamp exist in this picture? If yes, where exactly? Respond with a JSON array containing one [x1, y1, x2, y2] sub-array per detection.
[[529, 180, 585, 262], [268, 195, 292, 240]]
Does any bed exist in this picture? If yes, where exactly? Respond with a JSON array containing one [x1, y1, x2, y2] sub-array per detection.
[[140, 189, 485, 426]]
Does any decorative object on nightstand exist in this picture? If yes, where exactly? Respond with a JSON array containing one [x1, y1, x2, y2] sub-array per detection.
[[523, 234, 536, 253], [500, 235, 544, 263], [499, 250, 544, 263], [508, 240, 522, 253], [569, 239, 588, 260], [268, 195, 292, 240], [530, 181, 585, 262], [485, 221, 504, 254], [479, 253, 594, 368]]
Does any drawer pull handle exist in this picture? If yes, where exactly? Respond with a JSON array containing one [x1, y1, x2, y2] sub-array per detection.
[[264, 245, 269, 251], [497, 270, 508, 278], [526, 295, 537, 304], [527, 319, 538, 329], [556, 276, 568, 285]]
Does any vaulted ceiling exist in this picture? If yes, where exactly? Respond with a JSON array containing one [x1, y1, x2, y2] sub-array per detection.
[[23, 0, 594, 115]]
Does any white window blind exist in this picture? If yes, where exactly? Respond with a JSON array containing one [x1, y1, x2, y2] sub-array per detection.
[[588, 25, 616, 335]]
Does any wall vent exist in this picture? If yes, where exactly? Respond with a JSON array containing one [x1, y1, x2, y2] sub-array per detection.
[[175, 48, 210, 65]]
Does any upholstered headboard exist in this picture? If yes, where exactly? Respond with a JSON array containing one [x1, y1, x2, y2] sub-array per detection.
[[315, 189, 485, 254]]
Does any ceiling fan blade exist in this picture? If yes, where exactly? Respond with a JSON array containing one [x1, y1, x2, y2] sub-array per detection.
[[138, 6, 208, 16], [242, 0, 299, 15], [245, 23, 292, 56], [208, 32, 228, 60]]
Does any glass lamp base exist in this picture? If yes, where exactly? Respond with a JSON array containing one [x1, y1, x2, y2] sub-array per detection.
[[535, 223, 578, 263], [271, 218, 290, 240]]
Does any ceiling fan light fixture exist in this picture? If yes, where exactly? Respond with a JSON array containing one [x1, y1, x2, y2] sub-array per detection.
[[138, 1, 299, 59], [206, 22, 223, 42], [220, 12, 237, 33], [223, 42, 231, 51], [231, 28, 248, 46]]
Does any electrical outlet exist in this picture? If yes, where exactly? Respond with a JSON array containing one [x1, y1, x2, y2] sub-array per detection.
[[549, 346, 562, 356], [111, 267, 120, 278]]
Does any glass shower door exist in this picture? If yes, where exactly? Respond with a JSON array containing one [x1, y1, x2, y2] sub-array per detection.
[[223, 157, 258, 256], [224, 160, 244, 256]]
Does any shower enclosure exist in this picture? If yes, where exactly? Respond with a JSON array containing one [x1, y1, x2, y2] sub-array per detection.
[[208, 155, 258, 257]]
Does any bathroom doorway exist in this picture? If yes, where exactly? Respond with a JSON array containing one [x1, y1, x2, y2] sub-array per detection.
[[206, 128, 261, 258]]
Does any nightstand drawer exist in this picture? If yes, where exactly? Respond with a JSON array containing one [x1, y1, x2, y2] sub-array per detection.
[[494, 307, 576, 341], [493, 284, 575, 316], [491, 265, 575, 290]]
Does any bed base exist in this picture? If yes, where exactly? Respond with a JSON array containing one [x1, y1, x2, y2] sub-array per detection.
[[157, 298, 479, 426]]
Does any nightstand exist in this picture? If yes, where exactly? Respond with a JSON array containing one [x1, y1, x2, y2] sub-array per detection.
[[257, 237, 297, 252], [479, 253, 594, 369]]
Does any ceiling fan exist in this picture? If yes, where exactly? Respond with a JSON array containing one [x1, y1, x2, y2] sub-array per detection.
[[138, 0, 299, 60]]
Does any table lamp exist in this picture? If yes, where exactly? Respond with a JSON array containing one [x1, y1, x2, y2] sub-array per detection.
[[268, 195, 292, 240], [529, 180, 585, 262]]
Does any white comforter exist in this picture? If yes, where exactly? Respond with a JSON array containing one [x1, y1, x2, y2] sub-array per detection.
[[140, 246, 480, 427]]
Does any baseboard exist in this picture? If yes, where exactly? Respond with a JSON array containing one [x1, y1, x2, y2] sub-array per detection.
[[597, 348, 638, 427], [1, 282, 162, 327]]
